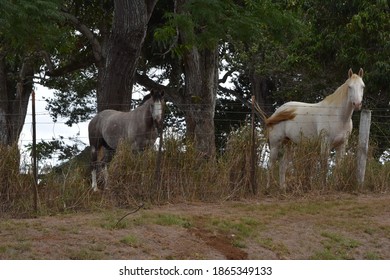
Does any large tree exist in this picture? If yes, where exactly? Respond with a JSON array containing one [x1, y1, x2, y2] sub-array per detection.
[[137, 0, 301, 156], [0, 0, 62, 146], [281, 0, 390, 158], [46, 0, 158, 112]]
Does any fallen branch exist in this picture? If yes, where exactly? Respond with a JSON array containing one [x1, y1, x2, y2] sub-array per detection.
[[115, 203, 145, 228]]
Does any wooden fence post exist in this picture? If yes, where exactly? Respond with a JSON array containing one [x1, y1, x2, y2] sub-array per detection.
[[356, 109, 371, 186], [31, 90, 39, 213], [250, 95, 257, 195], [155, 128, 164, 199]]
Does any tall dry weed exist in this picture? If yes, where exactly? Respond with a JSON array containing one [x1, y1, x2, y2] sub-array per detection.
[[267, 133, 389, 194], [221, 126, 267, 198], [39, 162, 93, 213], [3, 125, 389, 216], [106, 128, 268, 207], [0, 145, 34, 215]]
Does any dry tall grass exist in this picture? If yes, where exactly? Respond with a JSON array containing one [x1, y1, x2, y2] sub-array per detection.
[[107, 127, 262, 207], [0, 145, 34, 215], [266, 133, 390, 194], [1, 126, 389, 216]]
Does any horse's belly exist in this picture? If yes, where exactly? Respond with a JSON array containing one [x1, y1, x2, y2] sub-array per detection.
[[284, 116, 318, 143], [132, 132, 158, 151]]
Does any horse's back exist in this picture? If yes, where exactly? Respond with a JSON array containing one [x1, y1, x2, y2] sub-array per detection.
[[89, 109, 130, 149], [267, 101, 323, 144], [268, 100, 351, 146]]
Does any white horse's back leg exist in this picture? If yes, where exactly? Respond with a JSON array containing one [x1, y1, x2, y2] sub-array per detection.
[[267, 146, 279, 189], [103, 165, 109, 189], [90, 145, 106, 192], [91, 169, 98, 191], [279, 148, 290, 190]]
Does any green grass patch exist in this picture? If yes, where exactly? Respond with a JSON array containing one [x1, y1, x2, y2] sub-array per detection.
[[204, 216, 264, 249], [210, 218, 258, 238], [311, 231, 361, 260], [68, 249, 103, 260], [257, 237, 290, 258], [154, 214, 192, 228], [364, 251, 382, 260], [120, 234, 139, 247]]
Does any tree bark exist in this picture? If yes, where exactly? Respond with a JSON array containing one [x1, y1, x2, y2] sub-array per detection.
[[249, 67, 275, 119], [0, 53, 33, 146], [135, 45, 219, 158], [181, 47, 218, 157], [98, 0, 158, 112], [0, 53, 9, 145]]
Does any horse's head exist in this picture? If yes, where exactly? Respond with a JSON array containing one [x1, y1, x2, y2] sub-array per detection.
[[347, 68, 365, 110], [149, 89, 165, 132]]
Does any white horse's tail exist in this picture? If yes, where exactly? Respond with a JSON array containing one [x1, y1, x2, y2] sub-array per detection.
[[252, 100, 269, 124], [265, 108, 296, 128]]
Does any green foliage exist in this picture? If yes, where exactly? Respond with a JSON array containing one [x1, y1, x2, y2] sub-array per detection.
[[0, 0, 64, 52], [153, 0, 302, 56]]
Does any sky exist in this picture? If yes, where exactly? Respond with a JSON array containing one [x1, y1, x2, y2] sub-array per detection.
[[19, 84, 89, 168]]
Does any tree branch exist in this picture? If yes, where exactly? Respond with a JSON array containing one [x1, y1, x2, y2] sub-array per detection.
[[218, 69, 235, 84], [135, 72, 183, 105], [61, 10, 103, 63], [45, 51, 95, 77], [40, 51, 54, 73], [218, 85, 265, 121]]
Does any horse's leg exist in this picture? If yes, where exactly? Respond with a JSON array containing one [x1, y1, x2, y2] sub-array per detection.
[[335, 141, 346, 164], [102, 147, 115, 189], [267, 146, 279, 189], [103, 165, 109, 189], [91, 146, 98, 192], [279, 146, 290, 190], [319, 138, 332, 187], [97, 146, 106, 189]]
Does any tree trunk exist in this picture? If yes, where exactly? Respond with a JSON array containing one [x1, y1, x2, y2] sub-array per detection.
[[0, 53, 33, 146], [0, 53, 8, 145], [98, 0, 158, 112], [182, 47, 218, 158], [249, 67, 275, 119]]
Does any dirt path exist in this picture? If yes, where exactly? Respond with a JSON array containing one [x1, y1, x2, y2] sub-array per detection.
[[1, 193, 390, 259]]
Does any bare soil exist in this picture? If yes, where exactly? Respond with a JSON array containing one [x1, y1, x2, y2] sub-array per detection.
[[1, 193, 390, 260]]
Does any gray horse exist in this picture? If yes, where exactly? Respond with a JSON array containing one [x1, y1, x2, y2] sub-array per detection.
[[88, 89, 165, 191]]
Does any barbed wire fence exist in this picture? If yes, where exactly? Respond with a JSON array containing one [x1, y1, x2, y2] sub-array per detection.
[[16, 91, 389, 183], [0, 90, 387, 214]]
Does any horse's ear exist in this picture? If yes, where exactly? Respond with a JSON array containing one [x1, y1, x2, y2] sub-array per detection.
[[161, 90, 165, 97], [358, 68, 364, 78], [348, 68, 353, 78], [150, 89, 156, 96]]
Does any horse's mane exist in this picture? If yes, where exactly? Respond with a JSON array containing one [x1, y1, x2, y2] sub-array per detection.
[[140, 94, 152, 106], [139, 90, 164, 106], [322, 74, 360, 105]]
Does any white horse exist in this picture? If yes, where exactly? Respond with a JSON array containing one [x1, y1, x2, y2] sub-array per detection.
[[265, 68, 365, 188]]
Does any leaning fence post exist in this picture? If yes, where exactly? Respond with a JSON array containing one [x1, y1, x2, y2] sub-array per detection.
[[31, 90, 39, 213], [250, 95, 257, 195], [356, 109, 371, 186]]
